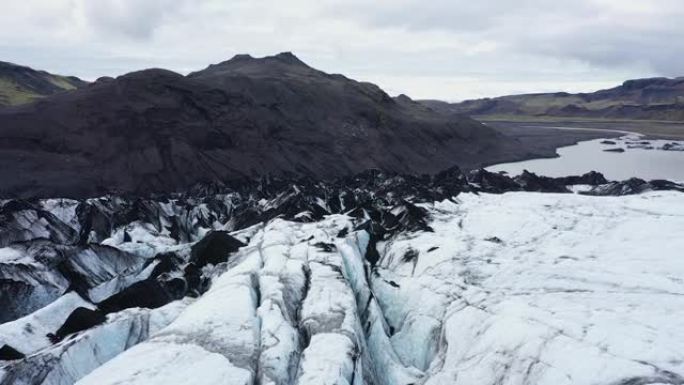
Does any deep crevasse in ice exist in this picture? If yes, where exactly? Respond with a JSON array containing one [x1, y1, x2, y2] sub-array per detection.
[[2, 191, 684, 385], [67, 212, 425, 385]]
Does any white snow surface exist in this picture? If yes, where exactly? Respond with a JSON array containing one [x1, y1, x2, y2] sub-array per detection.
[[373, 191, 684, 385], [0, 300, 191, 385], [3, 191, 684, 385], [0, 292, 95, 355]]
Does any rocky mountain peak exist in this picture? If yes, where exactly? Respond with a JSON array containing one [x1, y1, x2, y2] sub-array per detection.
[[271, 51, 308, 66], [189, 51, 313, 78]]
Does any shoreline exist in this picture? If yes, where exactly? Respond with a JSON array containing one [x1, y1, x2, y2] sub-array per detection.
[[479, 118, 684, 140], [482, 121, 684, 182], [476, 119, 684, 170], [478, 121, 625, 170]]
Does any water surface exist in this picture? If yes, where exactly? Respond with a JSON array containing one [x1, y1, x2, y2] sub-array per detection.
[[489, 134, 684, 182]]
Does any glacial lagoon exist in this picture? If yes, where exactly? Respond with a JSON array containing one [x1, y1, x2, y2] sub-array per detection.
[[489, 134, 684, 182]]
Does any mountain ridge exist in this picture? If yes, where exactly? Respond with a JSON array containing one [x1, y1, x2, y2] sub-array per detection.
[[0, 52, 527, 199], [421, 76, 684, 121]]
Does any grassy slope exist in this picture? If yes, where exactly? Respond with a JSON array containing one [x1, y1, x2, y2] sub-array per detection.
[[0, 78, 43, 105], [0, 69, 86, 106]]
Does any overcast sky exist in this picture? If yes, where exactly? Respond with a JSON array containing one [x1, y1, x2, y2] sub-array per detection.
[[1, 0, 682, 101]]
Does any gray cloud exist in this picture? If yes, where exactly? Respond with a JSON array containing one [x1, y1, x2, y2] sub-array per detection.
[[328, 0, 684, 76], [326, 0, 596, 33], [0, 0, 681, 100], [80, 0, 190, 39]]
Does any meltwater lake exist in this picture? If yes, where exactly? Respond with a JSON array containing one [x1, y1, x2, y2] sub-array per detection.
[[488, 133, 684, 182]]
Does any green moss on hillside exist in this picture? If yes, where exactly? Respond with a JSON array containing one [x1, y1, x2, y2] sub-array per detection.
[[0, 77, 43, 105]]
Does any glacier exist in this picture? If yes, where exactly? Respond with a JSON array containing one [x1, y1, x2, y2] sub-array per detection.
[[1, 169, 684, 385]]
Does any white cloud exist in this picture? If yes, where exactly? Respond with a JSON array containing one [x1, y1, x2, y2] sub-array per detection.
[[0, 0, 681, 100]]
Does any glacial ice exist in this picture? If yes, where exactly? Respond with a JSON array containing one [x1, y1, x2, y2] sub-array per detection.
[[2, 190, 684, 385], [0, 300, 190, 385], [0, 292, 95, 355]]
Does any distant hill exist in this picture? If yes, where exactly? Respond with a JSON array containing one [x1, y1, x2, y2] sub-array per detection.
[[422, 77, 684, 121], [0, 61, 87, 106], [0, 52, 526, 198]]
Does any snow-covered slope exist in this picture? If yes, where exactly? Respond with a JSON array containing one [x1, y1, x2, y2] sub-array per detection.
[[372, 192, 684, 385], [1, 170, 683, 385]]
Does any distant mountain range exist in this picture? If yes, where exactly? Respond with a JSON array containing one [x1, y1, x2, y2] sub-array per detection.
[[0, 61, 87, 106], [0, 53, 525, 198], [421, 77, 684, 121]]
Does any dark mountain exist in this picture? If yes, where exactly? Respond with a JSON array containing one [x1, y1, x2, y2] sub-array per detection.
[[422, 77, 684, 121], [0, 61, 87, 106], [0, 52, 527, 198]]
